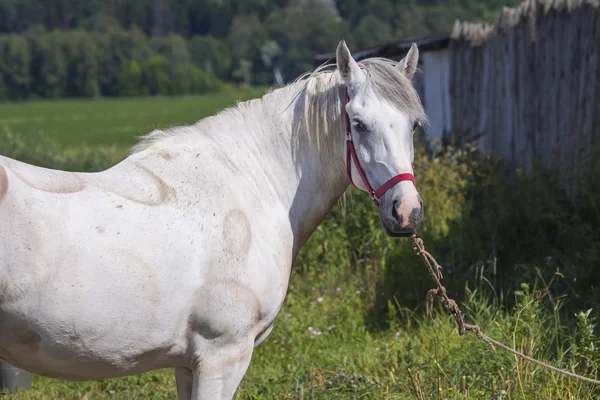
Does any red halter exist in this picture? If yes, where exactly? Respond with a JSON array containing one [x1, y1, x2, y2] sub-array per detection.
[[344, 88, 416, 208]]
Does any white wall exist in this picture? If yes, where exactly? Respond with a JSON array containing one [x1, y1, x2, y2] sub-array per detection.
[[421, 49, 452, 141]]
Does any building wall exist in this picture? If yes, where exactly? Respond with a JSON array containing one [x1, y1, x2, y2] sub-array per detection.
[[421, 49, 452, 141]]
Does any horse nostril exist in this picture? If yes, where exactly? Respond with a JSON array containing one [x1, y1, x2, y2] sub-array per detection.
[[392, 200, 399, 222]]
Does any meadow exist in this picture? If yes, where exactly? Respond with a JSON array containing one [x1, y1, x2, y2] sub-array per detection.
[[0, 86, 265, 155], [1, 89, 600, 399]]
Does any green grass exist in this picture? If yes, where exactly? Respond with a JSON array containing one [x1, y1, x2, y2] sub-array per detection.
[[2, 90, 600, 399], [0, 87, 266, 158], [5, 273, 600, 399]]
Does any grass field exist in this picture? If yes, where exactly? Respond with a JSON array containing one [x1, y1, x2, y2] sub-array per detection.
[[1, 90, 600, 399], [0, 87, 266, 158]]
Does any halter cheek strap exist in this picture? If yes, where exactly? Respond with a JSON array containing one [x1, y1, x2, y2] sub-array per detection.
[[344, 88, 416, 208]]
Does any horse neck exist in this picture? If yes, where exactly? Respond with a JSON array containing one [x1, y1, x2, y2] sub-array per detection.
[[272, 76, 350, 258], [128, 74, 351, 260]]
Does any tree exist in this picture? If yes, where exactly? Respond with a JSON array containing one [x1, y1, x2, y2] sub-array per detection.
[[150, 0, 172, 37], [228, 14, 267, 61], [78, 13, 121, 33], [231, 0, 275, 20], [260, 40, 284, 86], [228, 14, 267, 84], [0, 73, 6, 100], [189, 65, 221, 93], [150, 33, 191, 66], [36, 32, 68, 98], [118, 59, 141, 97], [394, 6, 430, 39], [265, 7, 348, 81], [354, 14, 393, 50], [232, 59, 252, 86], [13, 0, 46, 32], [188, 35, 231, 80], [290, 0, 341, 19], [63, 30, 99, 98], [96, 28, 151, 96], [0, 0, 17, 33], [0, 34, 30, 99], [0, 0, 526, 97], [140, 54, 170, 95]]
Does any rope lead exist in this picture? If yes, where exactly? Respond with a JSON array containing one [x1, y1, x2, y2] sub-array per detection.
[[410, 233, 600, 385]]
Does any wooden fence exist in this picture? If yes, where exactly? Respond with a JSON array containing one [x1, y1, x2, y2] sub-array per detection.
[[449, 0, 600, 195]]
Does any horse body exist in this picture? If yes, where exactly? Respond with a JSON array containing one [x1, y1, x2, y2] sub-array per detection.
[[0, 41, 427, 399], [0, 121, 299, 378]]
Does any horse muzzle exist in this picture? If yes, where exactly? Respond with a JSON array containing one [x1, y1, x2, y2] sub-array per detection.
[[378, 187, 424, 237]]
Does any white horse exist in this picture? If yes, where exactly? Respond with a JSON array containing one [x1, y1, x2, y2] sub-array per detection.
[[0, 41, 427, 399]]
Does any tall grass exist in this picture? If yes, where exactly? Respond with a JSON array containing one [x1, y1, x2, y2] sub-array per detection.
[[1, 97, 600, 398]]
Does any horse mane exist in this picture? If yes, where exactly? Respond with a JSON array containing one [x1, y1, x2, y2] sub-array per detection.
[[129, 57, 428, 156]]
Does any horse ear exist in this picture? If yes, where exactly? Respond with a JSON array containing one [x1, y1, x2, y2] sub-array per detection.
[[397, 43, 419, 80], [336, 40, 363, 84]]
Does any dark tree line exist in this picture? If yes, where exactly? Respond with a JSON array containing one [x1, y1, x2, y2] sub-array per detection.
[[0, 0, 521, 100], [0, 28, 223, 100]]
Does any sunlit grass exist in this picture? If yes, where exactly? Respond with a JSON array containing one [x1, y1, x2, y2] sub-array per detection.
[[5, 271, 600, 399], [0, 87, 266, 159]]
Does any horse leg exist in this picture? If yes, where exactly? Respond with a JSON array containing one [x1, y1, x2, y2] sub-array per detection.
[[190, 340, 254, 400], [175, 367, 194, 400]]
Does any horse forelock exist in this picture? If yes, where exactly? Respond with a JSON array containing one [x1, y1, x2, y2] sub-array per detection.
[[357, 58, 429, 128]]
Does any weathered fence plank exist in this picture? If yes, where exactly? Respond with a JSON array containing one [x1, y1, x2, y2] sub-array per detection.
[[450, 0, 600, 197]]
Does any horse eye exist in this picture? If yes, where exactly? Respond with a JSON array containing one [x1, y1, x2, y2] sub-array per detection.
[[353, 120, 366, 132]]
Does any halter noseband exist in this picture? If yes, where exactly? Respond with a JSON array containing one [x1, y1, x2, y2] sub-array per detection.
[[344, 88, 416, 208]]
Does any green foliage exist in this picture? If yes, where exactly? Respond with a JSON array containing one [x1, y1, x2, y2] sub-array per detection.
[[264, 6, 349, 81], [189, 65, 223, 94], [63, 31, 101, 98], [0, 0, 525, 98], [188, 35, 231, 79], [140, 54, 170, 96], [0, 34, 31, 100], [28, 31, 68, 98], [0, 71, 6, 100], [574, 308, 600, 376], [118, 60, 142, 97], [228, 15, 268, 85], [354, 14, 394, 50], [0, 27, 227, 100]]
